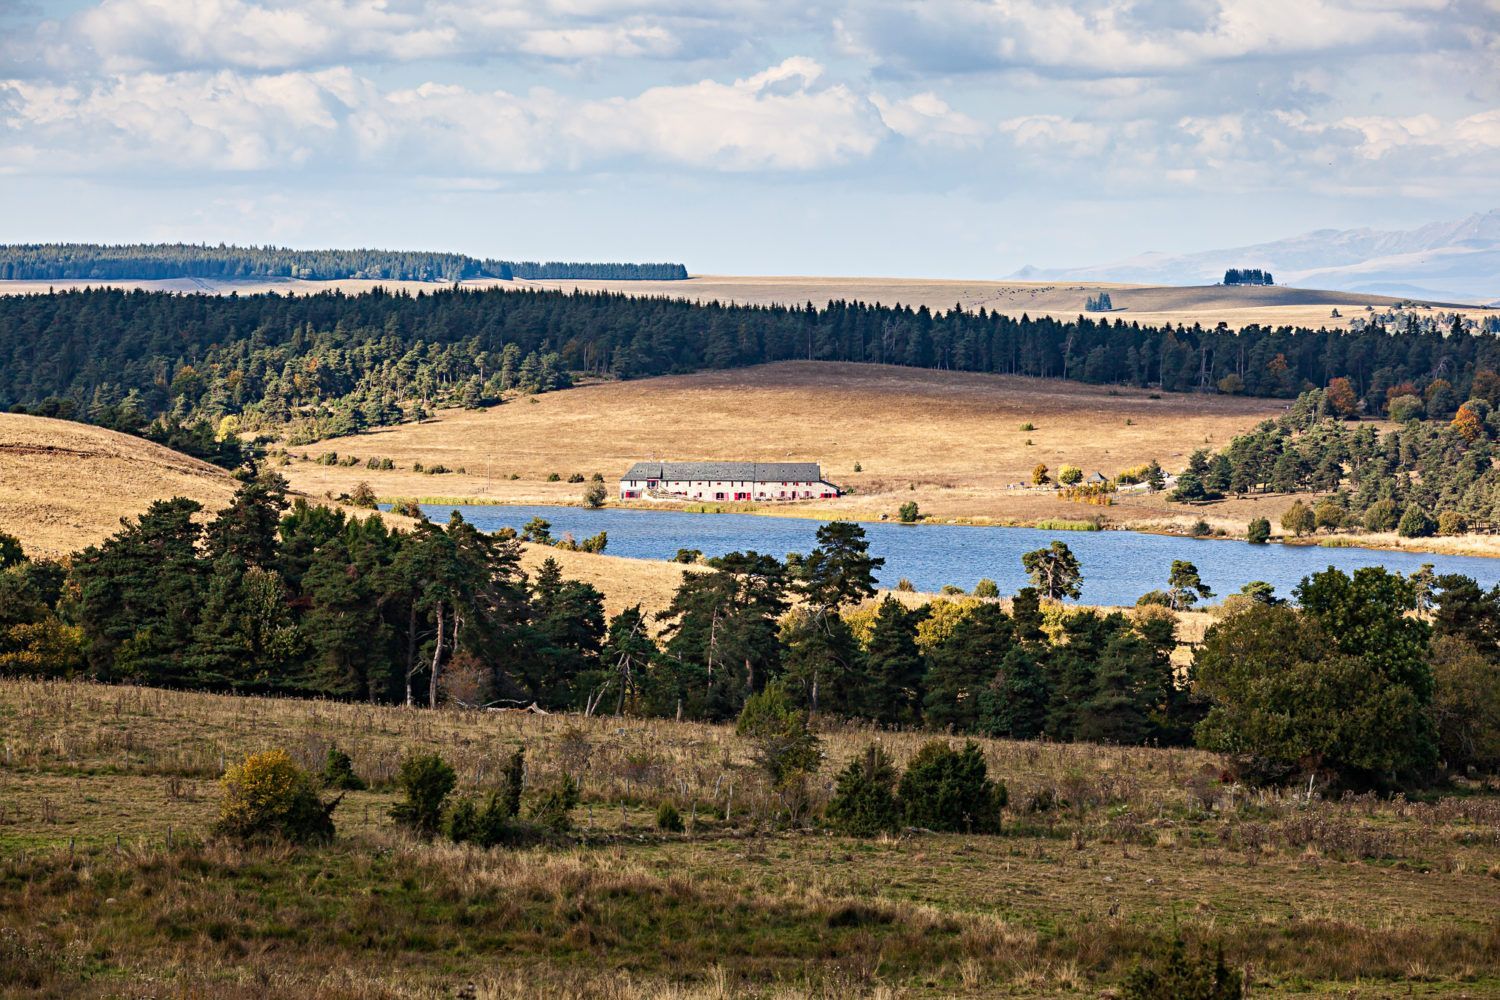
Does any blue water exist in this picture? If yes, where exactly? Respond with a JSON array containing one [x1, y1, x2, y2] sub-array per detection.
[[396, 504, 1500, 606]]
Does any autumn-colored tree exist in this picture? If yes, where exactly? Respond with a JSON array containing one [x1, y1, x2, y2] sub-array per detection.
[[1031, 463, 1050, 486], [1452, 403, 1485, 443], [1325, 377, 1358, 419]]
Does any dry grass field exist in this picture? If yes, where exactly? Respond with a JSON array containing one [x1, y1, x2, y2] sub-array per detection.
[[282, 361, 1288, 531], [0, 413, 685, 620], [0, 413, 240, 559], [1, 677, 1496, 997], [3, 274, 1488, 332]]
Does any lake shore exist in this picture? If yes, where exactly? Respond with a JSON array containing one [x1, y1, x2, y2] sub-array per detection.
[[365, 491, 1500, 562]]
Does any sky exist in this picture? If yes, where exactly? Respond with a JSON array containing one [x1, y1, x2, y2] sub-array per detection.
[[1, 0, 1497, 276]]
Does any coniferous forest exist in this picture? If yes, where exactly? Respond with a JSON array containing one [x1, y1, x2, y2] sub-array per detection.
[[0, 243, 688, 282], [3, 285, 1499, 438]]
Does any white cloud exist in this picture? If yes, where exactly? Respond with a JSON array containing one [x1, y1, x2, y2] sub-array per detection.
[[872, 92, 986, 146], [0, 58, 893, 174], [6, 0, 771, 74]]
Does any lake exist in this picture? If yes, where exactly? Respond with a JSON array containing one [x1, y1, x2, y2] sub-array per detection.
[[398, 503, 1500, 606]]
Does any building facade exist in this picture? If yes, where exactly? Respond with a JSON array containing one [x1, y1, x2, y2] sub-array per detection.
[[619, 461, 839, 501]]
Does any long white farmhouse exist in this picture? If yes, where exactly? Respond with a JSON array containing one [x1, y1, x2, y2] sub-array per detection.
[[619, 461, 840, 502]]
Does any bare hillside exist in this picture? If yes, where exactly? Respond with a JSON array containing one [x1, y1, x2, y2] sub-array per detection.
[[0, 414, 239, 558]]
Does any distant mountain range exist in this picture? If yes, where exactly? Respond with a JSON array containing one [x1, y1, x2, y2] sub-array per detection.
[[1012, 211, 1500, 304]]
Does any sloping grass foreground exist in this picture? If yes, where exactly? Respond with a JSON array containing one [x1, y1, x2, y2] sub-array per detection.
[[1, 678, 1498, 998]]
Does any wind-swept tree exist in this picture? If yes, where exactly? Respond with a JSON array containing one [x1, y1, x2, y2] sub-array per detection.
[[1021, 541, 1082, 601]]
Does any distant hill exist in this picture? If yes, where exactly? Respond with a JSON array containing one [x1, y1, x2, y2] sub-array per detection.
[[0, 243, 688, 283], [1013, 210, 1500, 303]]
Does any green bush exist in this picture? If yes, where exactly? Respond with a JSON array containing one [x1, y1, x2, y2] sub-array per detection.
[[673, 548, 702, 564], [321, 746, 366, 790], [655, 801, 685, 832], [736, 682, 821, 783], [898, 740, 1006, 834], [1246, 517, 1270, 544], [446, 791, 517, 847], [546, 472, 561, 482], [825, 744, 900, 837], [1057, 465, 1083, 486], [529, 774, 580, 833], [389, 753, 456, 838], [1122, 937, 1243, 1000], [1398, 505, 1434, 538], [972, 578, 1000, 598], [898, 501, 920, 523], [1363, 498, 1399, 532], [215, 749, 337, 844], [567, 473, 585, 483], [583, 481, 607, 508]]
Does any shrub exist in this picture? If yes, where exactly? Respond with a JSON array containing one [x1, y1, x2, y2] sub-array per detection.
[[895, 578, 915, 592], [529, 774, 580, 833], [446, 791, 517, 847], [566, 473, 585, 483], [655, 801, 685, 832], [1387, 393, 1424, 422], [389, 499, 425, 519], [389, 753, 456, 838], [1030, 462, 1049, 485], [1246, 517, 1270, 544], [674, 548, 702, 564], [1019, 422, 1035, 431], [546, 472, 561, 482], [898, 501, 920, 523], [1363, 498, 1399, 532], [321, 746, 366, 790], [348, 482, 378, 509], [215, 750, 337, 843], [852, 461, 862, 472], [1190, 520, 1212, 537], [1398, 505, 1434, 538], [1122, 937, 1243, 1000], [736, 682, 821, 784], [825, 744, 900, 837], [423, 464, 451, 475], [583, 481, 607, 508], [1313, 499, 1345, 531], [1280, 501, 1315, 537], [1437, 510, 1468, 536], [412, 462, 424, 473], [1057, 465, 1083, 486], [898, 740, 1006, 834], [972, 578, 1000, 599]]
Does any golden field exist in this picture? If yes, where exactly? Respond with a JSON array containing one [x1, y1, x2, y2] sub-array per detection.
[[282, 361, 1287, 528], [1, 677, 1497, 997]]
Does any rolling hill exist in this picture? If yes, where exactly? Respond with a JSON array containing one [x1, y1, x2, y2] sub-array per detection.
[[0, 413, 685, 616], [1014, 210, 1500, 303]]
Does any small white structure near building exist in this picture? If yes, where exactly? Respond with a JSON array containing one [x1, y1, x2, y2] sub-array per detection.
[[619, 461, 840, 502]]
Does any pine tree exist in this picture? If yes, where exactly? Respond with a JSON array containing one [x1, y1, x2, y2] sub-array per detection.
[[861, 596, 926, 725]]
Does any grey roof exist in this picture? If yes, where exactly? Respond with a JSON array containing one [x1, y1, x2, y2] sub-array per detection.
[[622, 461, 825, 483]]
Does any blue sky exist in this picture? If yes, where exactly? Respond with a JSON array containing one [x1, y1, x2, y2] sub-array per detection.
[[1, 0, 1497, 276]]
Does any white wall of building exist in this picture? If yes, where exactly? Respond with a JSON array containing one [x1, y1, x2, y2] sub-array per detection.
[[618, 478, 838, 501]]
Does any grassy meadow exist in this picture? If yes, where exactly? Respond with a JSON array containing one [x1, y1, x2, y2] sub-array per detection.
[[281, 361, 1290, 531], [2, 677, 1497, 998]]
